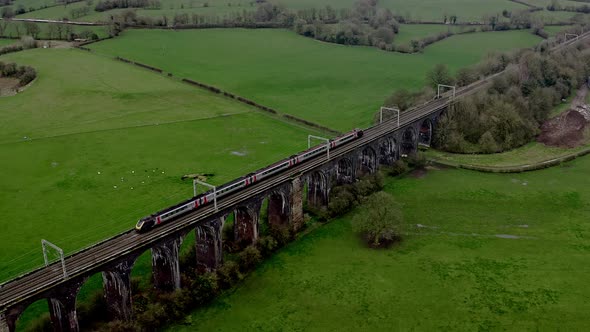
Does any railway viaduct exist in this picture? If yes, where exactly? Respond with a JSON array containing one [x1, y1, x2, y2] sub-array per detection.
[[1, 33, 588, 332], [0, 92, 448, 332]]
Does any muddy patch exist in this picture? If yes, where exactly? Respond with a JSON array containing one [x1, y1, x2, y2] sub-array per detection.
[[538, 110, 588, 148], [0, 77, 20, 96], [538, 86, 590, 148]]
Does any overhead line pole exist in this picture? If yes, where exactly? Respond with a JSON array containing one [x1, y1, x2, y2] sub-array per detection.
[[41, 240, 67, 279], [194, 180, 217, 211], [380, 106, 400, 127], [308, 135, 331, 160]]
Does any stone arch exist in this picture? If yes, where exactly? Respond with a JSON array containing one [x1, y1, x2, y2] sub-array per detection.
[[307, 171, 329, 209], [101, 254, 140, 322], [378, 136, 398, 165], [419, 118, 433, 146], [401, 127, 417, 156], [76, 272, 109, 328], [336, 157, 354, 184], [233, 201, 261, 246], [358, 146, 377, 176], [8, 299, 45, 332], [268, 191, 290, 229]]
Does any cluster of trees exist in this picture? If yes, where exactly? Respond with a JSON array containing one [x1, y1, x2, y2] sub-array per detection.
[[294, 0, 400, 49], [432, 43, 590, 153], [0, 60, 37, 87], [69, 4, 92, 19], [547, 0, 590, 13], [95, 0, 160, 12], [0, 0, 13, 7]]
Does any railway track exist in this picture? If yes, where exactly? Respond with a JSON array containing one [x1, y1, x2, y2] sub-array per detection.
[[1, 31, 588, 312]]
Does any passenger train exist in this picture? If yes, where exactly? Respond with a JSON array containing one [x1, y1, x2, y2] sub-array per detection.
[[135, 129, 364, 232]]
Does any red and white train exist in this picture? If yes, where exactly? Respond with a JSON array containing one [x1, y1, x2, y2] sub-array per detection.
[[135, 129, 364, 232]]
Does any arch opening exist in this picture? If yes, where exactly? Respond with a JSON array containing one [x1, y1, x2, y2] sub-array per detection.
[[12, 299, 50, 332], [76, 273, 108, 330], [358, 147, 377, 176], [401, 127, 416, 156], [267, 191, 290, 230], [233, 203, 261, 248], [419, 119, 433, 146], [336, 158, 354, 185], [378, 137, 398, 165]]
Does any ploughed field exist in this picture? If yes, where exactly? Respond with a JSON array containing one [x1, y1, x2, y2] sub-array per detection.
[[90, 28, 541, 132], [0, 48, 322, 285], [170, 156, 590, 331]]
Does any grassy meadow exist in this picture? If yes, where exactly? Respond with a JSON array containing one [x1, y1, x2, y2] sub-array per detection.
[[0, 48, 324, 284], [169, 155, 590, 331], [90, 28, 541, 132]]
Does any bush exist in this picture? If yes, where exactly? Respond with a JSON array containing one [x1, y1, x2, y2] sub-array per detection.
[[407, 152, 427, 169], [18, 66, 36, 86], [238, 245, 262, 271], [352, 192, 404, 248], [216, 261, 242, 289], [98, 320, 138, 332], [327, 185, 357, 217], [135, 302, 167, 329], [269, 224, 292, 246], [256, 235, 278, 257], [388, 159, 409, 176], [20, 36, 36, 49], [189, 272, 219, 305]]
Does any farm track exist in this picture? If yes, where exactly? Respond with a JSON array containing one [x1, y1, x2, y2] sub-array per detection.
[[1, 32, 588, 311]]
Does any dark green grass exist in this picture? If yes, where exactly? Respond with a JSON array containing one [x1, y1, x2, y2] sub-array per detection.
[[169, 156, 590, 331], [90, 28, 541, 131]]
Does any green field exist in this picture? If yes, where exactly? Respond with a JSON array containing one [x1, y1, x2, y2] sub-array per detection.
[[394, 24, 460, 46], [0, 48, 323, 283], [89, 28, 541, 132], [544, 24, 575, 36], [14, 0, 528, 23], [169, 155, 590, 331]]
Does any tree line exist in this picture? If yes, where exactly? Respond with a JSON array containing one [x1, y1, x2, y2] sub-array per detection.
[[382, 35, 590, 154]]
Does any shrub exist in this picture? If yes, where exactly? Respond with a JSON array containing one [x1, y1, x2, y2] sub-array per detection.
[[388, 159, 409, 176], [135, 302, 167, 329], [216, 261, 242, 289], [20, 36, 36, 49], [407, 152, 427, 169], [18, 66, 36, 86], [189, 272, 219, 304], [256, 235, 278, 257], [269, 224, 292, 246], [98, 320, 138, 332], [238, 245, 262, 271], [327, 185, 357, 217]]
